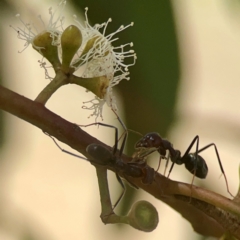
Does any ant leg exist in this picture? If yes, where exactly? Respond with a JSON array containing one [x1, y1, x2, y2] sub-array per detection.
[[156, 156, 162, 172], [182, 135, 200, 177], [182, 136, 200, 200], [197, 143, 234, 198], [137, 148, 158, 159], [117, 128, 143, 155], [113, 173, 126, 209], [111, 108, 127, 133], [182, 135, 200, 160], [112, 109, 143, 155], [163, 152, 170, 176], [113, 173, 141, 209], [168, 137, 200, 178], [79, 110, 130, 158], [156, 155, 168, 173], [44, 132, 110, 166], [167, 162, 174, 178], [111, 109, 129, 157], [113, 109, 145, 159], [79, 122, 119, 155], [44, 132, 89, 161]]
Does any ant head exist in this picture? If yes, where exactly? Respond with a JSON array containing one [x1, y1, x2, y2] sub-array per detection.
[[86, 144, 113, 165], [135, 132, 175, 157], [135, 132, 162, 149]]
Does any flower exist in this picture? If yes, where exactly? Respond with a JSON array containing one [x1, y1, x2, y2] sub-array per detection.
[[11, 1, 137, 120], [74, 7, 136, 119], [11, 1, 66, 53], [10, 0, 67, 73]]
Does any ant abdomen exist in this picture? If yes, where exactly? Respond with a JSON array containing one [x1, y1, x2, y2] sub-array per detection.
[[87, 144, 112, 165], [126, 164, 144, 178], [184, 154, 208, 179]]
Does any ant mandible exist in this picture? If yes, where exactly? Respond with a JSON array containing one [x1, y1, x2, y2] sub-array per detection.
[[135, 132, 234, 197]]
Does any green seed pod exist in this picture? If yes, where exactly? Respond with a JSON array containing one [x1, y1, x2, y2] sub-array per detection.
[[61, 25, 82, 73], [33, 31, 60, 69], [127, 200, 159, 232]]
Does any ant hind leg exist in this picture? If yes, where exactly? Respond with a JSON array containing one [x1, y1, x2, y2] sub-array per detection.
[[113, 173, 126, 209], [44, 132, 89, 161], [197, 143, 234, 198]]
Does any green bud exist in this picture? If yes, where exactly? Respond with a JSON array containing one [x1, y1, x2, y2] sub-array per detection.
[[33, 31, 60, 69], [72, 76, 109, 99], [74, 36, 109, 67], [81, 36, 99, 58], [61, 25, 82, 73], [73, 36, 105, 68], [127, 200, 159, 232]]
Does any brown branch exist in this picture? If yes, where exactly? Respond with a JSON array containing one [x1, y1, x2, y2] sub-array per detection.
[[0, 85, 240, 238]]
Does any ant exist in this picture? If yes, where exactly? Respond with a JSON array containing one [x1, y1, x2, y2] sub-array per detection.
[[45, 113, 155, 209], [135, 132, 234, 197]]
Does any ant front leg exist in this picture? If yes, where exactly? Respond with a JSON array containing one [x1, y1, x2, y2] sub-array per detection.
[[163, 152, 170, 176], [156, 155, 168, 173]]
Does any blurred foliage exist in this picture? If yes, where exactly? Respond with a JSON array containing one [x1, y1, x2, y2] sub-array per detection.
[[71, 0, 180, 216]]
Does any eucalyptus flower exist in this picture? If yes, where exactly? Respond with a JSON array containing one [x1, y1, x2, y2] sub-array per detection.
[[11, 1, 137, 120]]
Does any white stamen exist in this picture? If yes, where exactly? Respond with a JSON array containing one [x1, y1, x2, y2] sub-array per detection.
[[12, 2, 136, 121]]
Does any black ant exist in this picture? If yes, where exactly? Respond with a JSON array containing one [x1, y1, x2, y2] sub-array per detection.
[[45, 114, 155, 209], [135, 132, 234, 197]]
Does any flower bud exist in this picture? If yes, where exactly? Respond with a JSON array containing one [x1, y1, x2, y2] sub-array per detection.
[[33, 31, 60, 68], [73, 36, 102, 68], [73, 76, 109, 99], [127, 200, 158, 232], [61, 25, 82, 73]]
